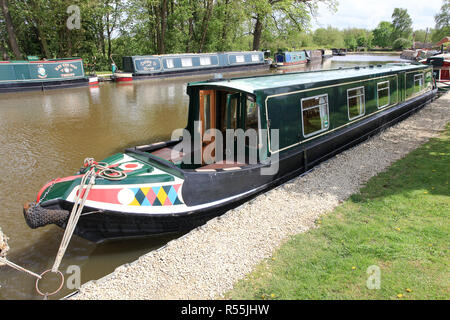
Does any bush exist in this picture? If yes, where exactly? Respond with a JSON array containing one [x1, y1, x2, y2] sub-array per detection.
[[392, 38, 411, 50]]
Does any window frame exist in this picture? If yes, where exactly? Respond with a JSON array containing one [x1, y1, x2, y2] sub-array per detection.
[[166, 58, 174, 69], [181, 57, 193, 67], [347, 86, 366, 120], [300, 93, 330, 138], [200, 56, 212, 66], [377, 81, 390, 109], [414, 73, 424, 93]]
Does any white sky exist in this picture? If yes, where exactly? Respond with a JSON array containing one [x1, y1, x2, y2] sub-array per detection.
[[311, 0, 444, 31]]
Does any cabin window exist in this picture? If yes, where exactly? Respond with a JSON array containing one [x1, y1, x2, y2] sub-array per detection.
[[347, 86, 365, 120], [414, 74, 424, 93], [377, 81, 390, 109], [236, 55, 245, 63], [246, 96, 259, 131], [200, 56, 211, 66], [301, 94, 330, 137], [166, 59, 174, 69], [181, 58, 193, 67], [251, 55, 260, 62]]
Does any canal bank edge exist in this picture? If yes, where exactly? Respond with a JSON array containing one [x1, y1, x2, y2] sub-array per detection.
[[72, 92, 449, 300]]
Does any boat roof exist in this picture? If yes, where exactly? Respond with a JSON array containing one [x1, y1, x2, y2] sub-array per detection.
[[190, 63, 427, 94]]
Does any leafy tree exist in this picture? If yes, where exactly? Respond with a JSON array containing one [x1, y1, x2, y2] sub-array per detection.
[[392, 37, 411, 50], [391, 8, 413, 42], [432, 0, 450, 43], [373, 21, 393, 48]]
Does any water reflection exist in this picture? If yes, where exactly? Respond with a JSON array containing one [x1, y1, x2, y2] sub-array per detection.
[[0, 54, 404, 299]]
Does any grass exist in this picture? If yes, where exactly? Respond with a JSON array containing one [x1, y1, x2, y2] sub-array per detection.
[[226, 124, 450, 300]]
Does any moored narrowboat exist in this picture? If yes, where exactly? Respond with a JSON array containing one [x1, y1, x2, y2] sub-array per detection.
[[0, 58, 97, 93], [112, 51, 268, 82], [273, 50, 308, 68], [305, 50, 323, 63], [421, 53, 450, 84], [23, 63, 436, 242], [322, 49, 333, 59]]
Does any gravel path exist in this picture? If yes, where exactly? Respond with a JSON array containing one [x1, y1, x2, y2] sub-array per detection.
[[74, 92, 449, 300], [0, 227, 9, 266]]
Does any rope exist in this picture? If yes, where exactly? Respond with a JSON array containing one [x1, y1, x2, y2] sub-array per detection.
[[0, 257, 42, 279], [0, 158, 127, 298], [51, 158, 127, 273]]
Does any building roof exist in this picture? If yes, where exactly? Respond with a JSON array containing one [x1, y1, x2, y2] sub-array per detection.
[[190, 63, 426, 94]]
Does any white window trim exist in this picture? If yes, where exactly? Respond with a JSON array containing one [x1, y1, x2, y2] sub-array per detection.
[[301, 94, 330, 138], [414, 73, 424, 93], [347, 86, 366, 120], [166, 58, 174, 69], [181, 58, 193, 67], [377, 81, 390, 109]]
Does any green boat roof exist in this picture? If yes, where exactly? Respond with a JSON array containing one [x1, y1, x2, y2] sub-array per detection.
[[190, 63, 428, 94]]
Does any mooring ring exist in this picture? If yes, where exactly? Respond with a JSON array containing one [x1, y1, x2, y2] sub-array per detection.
[[35, 269, 65, 297]]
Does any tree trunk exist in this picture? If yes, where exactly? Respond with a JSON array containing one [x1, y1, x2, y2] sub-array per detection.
[[0, 0, 21, 59], [198, 0, 213, 53], [252, 14, 263, 51], [158, 0, 167, 54], [220, 0, 230, 51], [0, 40, 9, 60]]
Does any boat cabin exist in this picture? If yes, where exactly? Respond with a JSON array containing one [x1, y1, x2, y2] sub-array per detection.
[[142, 63, 433, 173]]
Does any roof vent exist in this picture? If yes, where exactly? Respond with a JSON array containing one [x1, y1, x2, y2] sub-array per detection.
[[369, 65, 374, 68], [377, 64, 382, 68], [355, 66, 360, 70]]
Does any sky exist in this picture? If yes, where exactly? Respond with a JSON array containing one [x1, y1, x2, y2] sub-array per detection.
[[311, 0, 444, 31]]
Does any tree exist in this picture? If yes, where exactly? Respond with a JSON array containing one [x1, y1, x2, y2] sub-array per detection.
[[247, 0, 337, 51], [373, 21, 393, 48], [0, 0, 21, 59], [432, 0, 450, 43], [391, 8, 412, 41]]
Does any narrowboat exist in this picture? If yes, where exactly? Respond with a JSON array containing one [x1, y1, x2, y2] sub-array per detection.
[[322, 49, 333, 59], [305, 50, 323, 63], [421, 53, 450, 84], [112, 51, 268, 82], [23, 63, 436, 242], [0, 58, 98, 93], [273, 51, 308, 68], [332, 48, 347, 56]]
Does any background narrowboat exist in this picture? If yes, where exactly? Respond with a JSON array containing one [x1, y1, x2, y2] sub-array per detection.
[[305, 50, 323, 63], [23, 63, 436, 242], [0, 58, 97, 93], [273, 50, 308, 68], [421, 53, 450, 84], [113, 51, 268, 82]]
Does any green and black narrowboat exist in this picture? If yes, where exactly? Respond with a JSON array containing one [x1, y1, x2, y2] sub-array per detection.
[[113, 51, 268, 82], [23, 63, 436, 242], [0, 58, 98, 93]]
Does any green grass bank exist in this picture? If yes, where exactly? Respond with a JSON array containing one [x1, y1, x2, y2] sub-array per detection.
[[227, 124, 450, 300]]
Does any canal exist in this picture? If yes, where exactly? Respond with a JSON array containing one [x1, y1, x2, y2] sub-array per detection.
[[0, 54, 405, 299]]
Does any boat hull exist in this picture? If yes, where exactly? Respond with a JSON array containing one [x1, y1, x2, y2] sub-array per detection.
[[129, 63, 270, 81], [0, 77, 90, 93], [32, 88, 436, 242]]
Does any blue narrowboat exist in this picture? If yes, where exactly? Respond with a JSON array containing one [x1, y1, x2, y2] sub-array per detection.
[[0, 58, 98, 93], [114, 51, 268, 82], [273, 51, 308, 68], [24, 63, 436, 242]]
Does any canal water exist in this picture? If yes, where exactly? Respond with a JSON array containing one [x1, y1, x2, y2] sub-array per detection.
[[0, 54, 405, 300]]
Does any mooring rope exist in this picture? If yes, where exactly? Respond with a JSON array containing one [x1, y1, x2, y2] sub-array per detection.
[[51, 158, 127, 273], [1, 158, 127, 297]]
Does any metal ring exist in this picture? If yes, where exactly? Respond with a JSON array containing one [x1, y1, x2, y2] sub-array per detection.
[[35, 270, 65, 297]]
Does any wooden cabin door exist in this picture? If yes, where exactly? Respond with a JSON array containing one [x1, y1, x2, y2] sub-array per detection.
[[199, 90, 216, 164]]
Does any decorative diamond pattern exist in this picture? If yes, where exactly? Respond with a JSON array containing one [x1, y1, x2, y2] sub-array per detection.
[[129, 184, 183, 206]]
